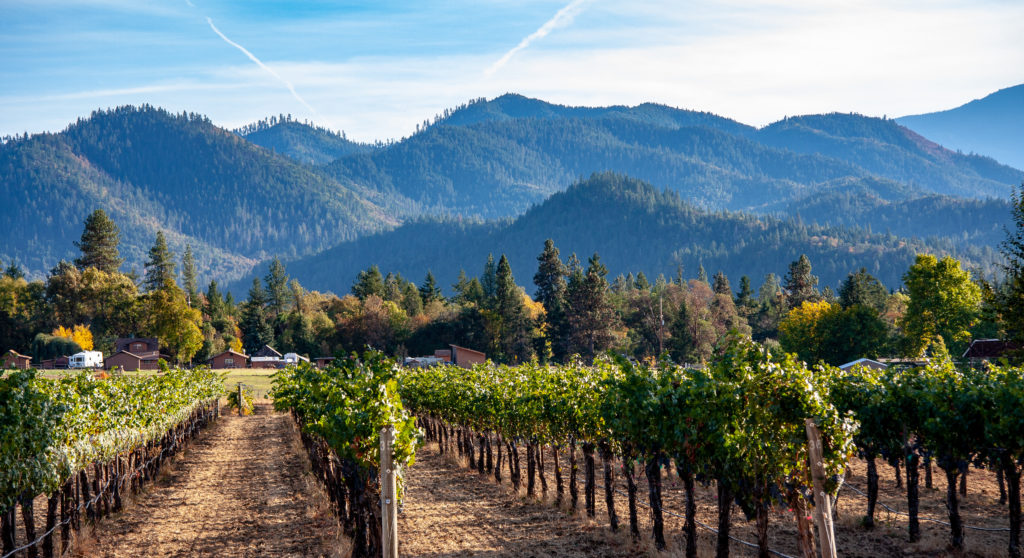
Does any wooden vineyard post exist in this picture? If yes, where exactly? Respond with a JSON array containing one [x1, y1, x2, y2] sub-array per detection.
[[380, 425, 398, 558], [806, 418, 837, 558], [237, 383, 243, 416]]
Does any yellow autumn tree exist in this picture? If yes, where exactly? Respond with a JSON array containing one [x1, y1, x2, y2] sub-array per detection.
[[778, 300, 834, 364], [53, 324, 94, 350]]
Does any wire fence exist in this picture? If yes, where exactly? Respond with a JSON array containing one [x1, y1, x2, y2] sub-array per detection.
[[840, 482, 1011, 533]]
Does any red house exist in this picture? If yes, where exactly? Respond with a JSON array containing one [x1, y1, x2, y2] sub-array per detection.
[[208, 350, 248, 369], [2, 350, 31, 369]]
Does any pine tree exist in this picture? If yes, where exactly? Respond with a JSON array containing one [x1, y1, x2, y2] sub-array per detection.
[[533, 239, 568, 361], [481, 254, 498, 307], [564, 253, 618, 359], [419, 270, 443, 304], [74, 209, 122, 273], [206, 280, 225, 322], [635, 271, 651, 291], [697, 264, 708, 284], [352, 265, 385, 299], [838, 268, 887, 312], [181, 245, 198, 307], [668, 295, 694, 363], [495, 255, 533, 362], [3, 263, 24, 280], [999, 185, 1024, 353], [239, 278, 273, 354], [264, 257, 290, 319], [784, 254, 820, 307], [712, 271, 731, 296], [143, 231, 176, 292]]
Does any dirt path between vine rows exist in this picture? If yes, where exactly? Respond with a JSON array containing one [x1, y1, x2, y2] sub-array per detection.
[[82, 402, 336, 558], [398, 443, 637, 558]]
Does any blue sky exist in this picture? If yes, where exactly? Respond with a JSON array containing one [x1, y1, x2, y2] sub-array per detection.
[[2, 0, 1023, 141]]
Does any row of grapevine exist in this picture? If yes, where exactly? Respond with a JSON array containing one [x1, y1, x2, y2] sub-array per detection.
[[401, 339, 1024, 558], [400, 338, 856, 558], [0, 367, 223, 558], [270, 353, 419, 558], [835, 358, 1024, 556]]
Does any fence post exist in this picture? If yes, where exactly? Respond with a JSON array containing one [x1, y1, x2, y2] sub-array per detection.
[[380, 425, 398, 558], [805, 418, 837, 558], [237, 383, 243, 416]]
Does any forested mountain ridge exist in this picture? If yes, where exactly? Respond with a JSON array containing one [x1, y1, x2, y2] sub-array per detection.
[[241, 173, 998, 297], [0, 105, 393, 283], [897, 83, 1024, 171], [236, 116, 376, 165], [319, 93, 1022, 220]]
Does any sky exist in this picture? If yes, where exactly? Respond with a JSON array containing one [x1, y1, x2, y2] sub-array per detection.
[[2, 0, 1023, 142]]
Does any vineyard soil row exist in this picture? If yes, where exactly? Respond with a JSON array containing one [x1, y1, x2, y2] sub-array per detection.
[[74, 402, 337, 558], [414, 437, 1014, 558]]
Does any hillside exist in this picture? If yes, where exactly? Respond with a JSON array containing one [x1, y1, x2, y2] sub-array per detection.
[[236, 116, 376, 165], [322, 94, 1021, 219], [243, 173, 1000, 296], [897, 84, 1024, 171], [0, 106, 394, 282]]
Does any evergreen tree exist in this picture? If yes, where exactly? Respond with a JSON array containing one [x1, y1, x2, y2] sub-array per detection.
[[401, 282, 424, 316], [74, 209, 122, 273], [634, 271, 650, 291], [696, 264, 708, 284], [481, 254, 497, 307], [668, 295, 695, 363], [999, 185, 1024, 353], [784, 254, 820, 307], [264, 257, 290, 319], [143, 231, 176, 292], [452, 270, 485, 306], [564, 253, 618, 359], [352, 265, 385, 299], [181, 244, 198, 307], [239, 278, 273, 354], [735, 275, 757, 318], [838, 268, 887, 312], [533, 239, 569, 361], [206, 280, 225, 322], [753, 273, 786, 340], [3, 263, 24, 280], [419, 270, 443, 304], [712, 271, 731, 296], [494, 254, 533, 362]]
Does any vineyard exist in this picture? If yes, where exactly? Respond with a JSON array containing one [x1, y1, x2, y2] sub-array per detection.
[[3, 346, 1023, 557], [271, 342, 1023, 558], [0, 367, 222, 558]]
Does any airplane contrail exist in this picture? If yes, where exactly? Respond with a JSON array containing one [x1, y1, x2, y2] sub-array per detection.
[[485, 0, 592, 77], [206, 17, 316, 113]]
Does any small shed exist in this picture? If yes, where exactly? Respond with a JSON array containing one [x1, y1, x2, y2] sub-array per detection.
[[314, 357, 335, 368], [40, 356, 70, 370], [208, 350, 248, 369], [2, 350, 31, 369], [105, 351, 142, 371], [450, 344, 486, 369]]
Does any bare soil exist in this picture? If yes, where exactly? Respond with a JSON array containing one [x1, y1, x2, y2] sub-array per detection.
[[398, 443, 638, 558], [80, 402, 336, 558]]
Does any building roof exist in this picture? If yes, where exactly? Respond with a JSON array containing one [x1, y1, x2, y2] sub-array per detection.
[[838, 358, 888, 371], [450, 344, 486, 357], [115, 337, 159, 351], [962, 339, 1020, 359], [4, 349, 30, 359], [252, 344, 282, 358], [209, 349, 248, 360]]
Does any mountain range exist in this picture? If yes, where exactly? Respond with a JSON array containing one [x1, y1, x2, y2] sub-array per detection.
[[897, 84, 1024, 172], [1, 86, 1021, 292]]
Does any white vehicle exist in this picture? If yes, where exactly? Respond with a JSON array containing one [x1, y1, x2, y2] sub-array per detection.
[[69, 351, 104, 369], [283, 353, 309, 365]]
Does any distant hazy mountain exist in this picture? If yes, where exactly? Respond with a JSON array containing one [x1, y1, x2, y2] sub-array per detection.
[[897, 84, 1024, 172], [236, 117, 376, 165], [321, 94, 1020, 220], [241, 173, 1000, 297], [0, 106, 393, 283]]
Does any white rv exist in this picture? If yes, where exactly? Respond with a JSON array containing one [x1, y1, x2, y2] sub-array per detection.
[[69, 351, 104, 369]]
